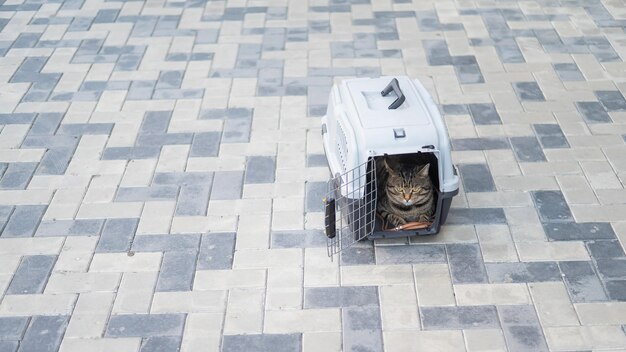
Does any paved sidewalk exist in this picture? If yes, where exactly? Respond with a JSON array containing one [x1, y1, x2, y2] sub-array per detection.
[[1, 0, 626, 351]]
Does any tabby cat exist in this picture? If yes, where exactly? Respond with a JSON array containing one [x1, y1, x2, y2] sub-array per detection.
[[377, 156, 435, 227]]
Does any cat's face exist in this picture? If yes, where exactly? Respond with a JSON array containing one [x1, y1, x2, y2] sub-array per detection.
[[384, 160, 433, 207]]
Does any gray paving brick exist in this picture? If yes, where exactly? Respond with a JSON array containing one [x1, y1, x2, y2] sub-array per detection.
[[343, 306, 383, 352], [115, 186, 179, 202], [446, 243, 488, 284], [140, 111, 172, 135], [0, 163, 38, 189], [468, 103, 502, 125], [375, 244, 446, 265], [101, 146, 161, 160], [486, 262, 561, 283], [446, 208, 507, 225], [56, 123, 114, 136], [305, 181, 326, 212], [140, 336, 182, 352], [0, 317, 29, 340], [96, 218, 139, 253], [513, 82, 545, 101], [0, 341, 17, 352], [156, 250, 197, 292], [542, 222, 615, 241], [306, 154, 328, 168], [595, 258, 626, 280], [0, 114, 36, 125], [533, 124, 569, 148], [36, 146, 77, 175], [458, 164, 496, 192], [304, 286, 379, 308], [136, 133, 193, 147], [451, 137, 510, 151], [210, 171, 243, 200], [531, 190, 572, 223], [222, 334, 302, 352], [605, 280, 626, 301], [19, 316, 69, 352], [423, 40, 452, 66], [271, 230, 326, 248], [2, 205, 46, 238], [189, 132, 220, 157], [421, 306, 499, 330], [586, 240, 625, 259], [132, 234, 201, 252], [595, 90, 626, 111], [341, 242, 376, 266], [553, 63, 584, 81], [106, 314, 186, 337], [153, 172, 213, 186], [30, 113, 63, 135], [22, 135, 78, 149], [197, 232, 236, 270], [222, 118, 252, 143], [36, 219, 104, 237], [7, 255, 56, 294], [245, 156, 276, 184], [497, 305, 548, 352], [155, 71, 183, 89], [510, 136, 546, 162], [175, 184, 210, 216], [576, 101, 612, 123], [559, 261, 608, 302]]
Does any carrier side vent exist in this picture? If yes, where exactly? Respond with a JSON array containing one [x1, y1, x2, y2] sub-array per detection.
[[335, 121, 349, 173]]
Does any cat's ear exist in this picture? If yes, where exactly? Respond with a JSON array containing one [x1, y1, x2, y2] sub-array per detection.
[[383, 157, 400, 176], [417, 164, 430, 177]]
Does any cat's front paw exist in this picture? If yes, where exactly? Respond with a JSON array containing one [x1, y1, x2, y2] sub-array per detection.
[[417, 214, 433, 222], [388, 214, 407, 227]]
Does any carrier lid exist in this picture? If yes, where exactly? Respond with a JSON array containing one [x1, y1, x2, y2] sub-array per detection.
[[345, 76, 432, 129]]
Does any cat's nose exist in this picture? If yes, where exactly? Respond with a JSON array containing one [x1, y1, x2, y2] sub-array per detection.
[[403, 194, 411, 201]]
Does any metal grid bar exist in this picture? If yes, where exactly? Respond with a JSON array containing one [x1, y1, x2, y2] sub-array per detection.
[[326, 158, 377, 258]]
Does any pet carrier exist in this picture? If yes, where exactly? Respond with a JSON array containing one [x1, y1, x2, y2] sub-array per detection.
[[321, 76, 459, 257]]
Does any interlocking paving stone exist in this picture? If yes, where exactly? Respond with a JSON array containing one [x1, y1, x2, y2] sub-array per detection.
[[222, 334, 302, 352], [304, 286, 379, 308], [421, 306, 500, 330], [576, 101, 612, 123], [486, 262, 561, 283], [35, 219, 104, 237], [513, 82, 546, 101], [96, 218, 139, 253], [271, 230, 326, 248], [6, 255, 56, 294], [447, 243, 488, 284], [1, 205, 46, 238], [306, 154, 328, 168], [595, 258, 626, 280], [139, 336, 182, 352], [0, 317, 29, 340], [553, 63, 585, 81], [210, 171, 243, 200], [245, 156, 276, 184], [197, 233, 236, 270], [446, 208, 507, 225], [19, 316, 69, 352], [305, 181, 326, 212], [586, 240, 626, 259], [531, 190, 573, 223], [595, 90, 626, 111], [0, 163, 38, 190], [0, 341, 17, 352], [542, 222, 615, 241], [106, 314, 186, 337], [468, 103, 502, 125], [175, 184, 211, 216], [451, 137, 510, 151], [533, 124, 569, 149], [132, 234, 201, 252], [343, 306, 383, 352], [559, 261, 608, 302], [341, 242, 376, 266], [497, 305, 548, 352], [458, 164, 496, 192], [375, 244, 447, 264], [189, 132, 221, 157], [510, 136, 546, 162], [156, 250, 197, 292]]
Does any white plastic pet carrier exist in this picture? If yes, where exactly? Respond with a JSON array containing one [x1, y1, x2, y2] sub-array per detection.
[[321, 76, 459, 257]]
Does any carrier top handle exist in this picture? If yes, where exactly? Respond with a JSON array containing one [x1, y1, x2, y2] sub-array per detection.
[[381, 78, 406, 110]]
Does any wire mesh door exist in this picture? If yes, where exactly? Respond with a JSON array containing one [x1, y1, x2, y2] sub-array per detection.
[[325, 158, 377, 258]]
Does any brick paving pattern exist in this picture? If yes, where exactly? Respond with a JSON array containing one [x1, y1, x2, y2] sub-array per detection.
[[0, 0, 626, 351]]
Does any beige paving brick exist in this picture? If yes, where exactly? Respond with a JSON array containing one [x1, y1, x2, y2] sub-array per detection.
[[302, 332, 342, 352], [304, 248, 339, 287], [264, 308, 342, 333], [112, 272, 158, 314], [545, 325, 626, 351], [454, 283, 531, 305], [516, 241, 589, 261], [224, 288, 265, 334], [64, 314, 110, 338], [194, 269, 267, 290], [410, 225, 477, 244], [575, 302, 626, 325], [59, 338, 141, 352], [380, 285, 420, 330], [266, 288, 302, 310], [466, 192, 532, 208], [45, 272, 121, 293], [0, 237, 64, 255], [384, 330, 466, 352], [151, 290, 227, 313], [136, 201, 176, 235], [476, 225, 518, 262], [0, 255, 21, 274], [341, 264, 414, 286], [180, 313, 223, 352], [463, 329, 507, 352], [89, 252, 162, 272], [233, 249, 302, 269], [0, 293, 77, 316], [571, 204, 626, 222], [529, 282, 580, 327], [413, 264, 455, 306]]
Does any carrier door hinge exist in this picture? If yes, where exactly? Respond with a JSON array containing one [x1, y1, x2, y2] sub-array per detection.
[[321, 124, 327, 135]]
